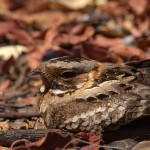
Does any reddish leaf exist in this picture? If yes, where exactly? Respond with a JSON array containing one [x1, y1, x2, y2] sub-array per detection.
[[0, 79, 10, 92], [17, 97, 37, 106], [54, 24, 94, 45], [137, 37, 150, 50], [6, 28, 33, 42], [91, 35, 122, 48], [1, 56, 14, 74], [76, 132, 101, 143], [101, 1, 128, 17], [129, 16, 149, 37], [82, 42, 124, 63], [0, 146, 10, 150], [68, 25, 94, 44], [128, 0, 148, 15], [76, 132, 102, 150], [0, 21, 17, 36], [110, 44, 148, 61]]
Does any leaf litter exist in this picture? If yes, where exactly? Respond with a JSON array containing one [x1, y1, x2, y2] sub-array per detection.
[[0, 0, 150, 149]]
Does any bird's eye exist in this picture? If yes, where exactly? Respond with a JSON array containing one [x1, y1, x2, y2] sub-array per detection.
[[61, 71, 76, 79]]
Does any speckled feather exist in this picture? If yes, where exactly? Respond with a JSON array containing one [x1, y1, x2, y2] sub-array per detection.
[[32, 57, 150, 134]]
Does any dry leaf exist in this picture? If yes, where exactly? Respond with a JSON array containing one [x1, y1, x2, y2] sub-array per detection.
[[133, 141, 150, 150], [0, 45, 27, 60], [0, 80, 10, 92], [49, 0, 93, 10], [0, 146, 10, 150], [0, 121, 9, 131], [128, 0, 148, 15], [109, 44, 148, 61], [11, 130, 74, 150]]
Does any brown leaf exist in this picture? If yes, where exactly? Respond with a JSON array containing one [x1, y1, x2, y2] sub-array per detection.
[[76, 132, 102, 143], [0, 121, 9, 131], [109, 44, 148, 61], [82, 42, 124, 63], [55, 24, 94, 45], [0, 146, 10, 150], [82, 42, 109, 59], [101, 1, 128, 17], [91, 35, 121, 48], [6, 28, 33, 42], [27, 26, 73, 68], [129, 16, 149, 37], [0, 80, 10, 92], [133, 141, 150, 150], [81, 144, 99, 150], [128, 0, 148, 15], [0, 21, 17, 36], [69, 23, 86, 34], [16, 97, 37, 106], [68, 25, 94, 44], [1, 56, 14, 74], [76, 132, 102, 150], [137, 37, 150, 50]]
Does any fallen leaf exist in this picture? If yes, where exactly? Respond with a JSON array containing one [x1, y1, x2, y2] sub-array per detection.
[[128, 0, 148, 15], [76, 132, 102, 150], [0, 146, 10, 150], [0, 80, 10, 92], [0, 45, 27, 60], [101, 1, 128, 17], [0, 21, 17, 36], [133, 141, 150, 150], [49, 0, 93, 10], [129, 16, 149, 37], [82, 42, 124, 63], [109, 44, 148, 61], [9, 119, 28, 130], [0, 121, 9, 131], [6, 28, 33, 42], [91, 35, 121, 48], [67, 25, 94, 44], [76, 132, 102, 143], [16, 97, 37, 106]]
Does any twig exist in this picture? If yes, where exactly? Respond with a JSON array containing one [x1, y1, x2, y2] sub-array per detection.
[[0, 112, 41, 119], [1, 90, 30, 101]]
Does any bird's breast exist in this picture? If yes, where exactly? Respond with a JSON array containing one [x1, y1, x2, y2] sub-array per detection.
[[38, 87, 129, 133]]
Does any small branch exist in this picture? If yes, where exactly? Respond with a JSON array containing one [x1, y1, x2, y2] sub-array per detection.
[[0, 112, 41, 119], [2, 90, 30, 101], [0, 129, 50, 146]]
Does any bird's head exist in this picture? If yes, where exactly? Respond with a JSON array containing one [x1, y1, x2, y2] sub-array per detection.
[[31, 56, 103, 95], [31, 57, 146, 133]]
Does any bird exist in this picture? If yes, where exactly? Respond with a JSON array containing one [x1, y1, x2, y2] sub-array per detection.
[[31, 57, 150, 134]]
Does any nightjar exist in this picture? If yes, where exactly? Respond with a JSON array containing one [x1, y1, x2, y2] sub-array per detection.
[[32, 57, 150, 134]]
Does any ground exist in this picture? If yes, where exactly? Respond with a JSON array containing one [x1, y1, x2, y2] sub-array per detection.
[[0, 0, 150, 149]]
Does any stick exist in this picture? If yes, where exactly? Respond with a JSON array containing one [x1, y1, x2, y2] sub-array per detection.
[[0, 129, 50, 146]]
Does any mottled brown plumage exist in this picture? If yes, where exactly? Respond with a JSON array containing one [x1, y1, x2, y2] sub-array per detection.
[[32, 57, 150, 134]]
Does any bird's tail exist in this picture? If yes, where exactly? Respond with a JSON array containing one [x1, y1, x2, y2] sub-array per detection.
[[126, 59, 150, 86], [126, 59, 150, 117]]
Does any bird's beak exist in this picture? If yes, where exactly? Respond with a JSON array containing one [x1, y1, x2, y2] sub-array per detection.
[[30, 67, 42, 75]]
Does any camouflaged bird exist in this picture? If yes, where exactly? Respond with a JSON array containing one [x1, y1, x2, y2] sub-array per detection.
[[32, 57, 150, 134]]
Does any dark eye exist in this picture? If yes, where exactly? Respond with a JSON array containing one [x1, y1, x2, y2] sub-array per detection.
[[61, 71, 76, 79]]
